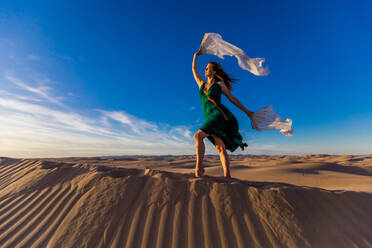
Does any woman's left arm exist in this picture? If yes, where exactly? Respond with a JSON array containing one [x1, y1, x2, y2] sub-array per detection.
[[218, 81, 254, 118]]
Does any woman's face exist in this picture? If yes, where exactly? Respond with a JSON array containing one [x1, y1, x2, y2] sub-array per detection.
[[205, 63, 216, 77]]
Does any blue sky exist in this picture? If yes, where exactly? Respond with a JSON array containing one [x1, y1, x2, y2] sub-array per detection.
[[0, 0, 371, 157]]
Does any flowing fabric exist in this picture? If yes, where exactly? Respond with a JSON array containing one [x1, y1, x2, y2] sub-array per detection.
[[199, 33, 269, 76], [251, 105, 293, 136]]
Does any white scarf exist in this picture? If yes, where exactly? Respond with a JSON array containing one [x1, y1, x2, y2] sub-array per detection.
[[251, 105, 293, 137], [199, 33, 269, 76]]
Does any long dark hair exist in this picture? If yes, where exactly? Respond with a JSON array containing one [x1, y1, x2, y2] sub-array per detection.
[[209, 61, 239, 91]]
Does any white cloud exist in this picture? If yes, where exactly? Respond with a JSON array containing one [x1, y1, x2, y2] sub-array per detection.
[[0, 98, 111, 134], [5, 74, 63, 106], [27, 54, 39, 60], [0, 70, 197, 157], [0, 96, 197, 157], [0, 90, 42, 102], [100, 110, 158, 135]]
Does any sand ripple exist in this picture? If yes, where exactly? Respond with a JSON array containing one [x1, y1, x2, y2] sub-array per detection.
[[0, 157, 371, 248]]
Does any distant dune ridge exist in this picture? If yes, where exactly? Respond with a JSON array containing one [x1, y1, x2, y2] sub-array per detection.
[[0, 155, 371, 248]]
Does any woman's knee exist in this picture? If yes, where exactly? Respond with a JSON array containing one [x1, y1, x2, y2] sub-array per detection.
[[194, 130, 209, 142]]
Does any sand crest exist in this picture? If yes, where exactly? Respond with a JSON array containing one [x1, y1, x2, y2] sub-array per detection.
[[0, 156, 371, 247]]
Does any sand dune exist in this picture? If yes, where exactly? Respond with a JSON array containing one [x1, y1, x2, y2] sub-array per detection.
[[0, 156, 371, 247]]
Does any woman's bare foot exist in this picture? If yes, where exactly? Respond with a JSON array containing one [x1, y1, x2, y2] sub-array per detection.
[[195, 167, 205, 178], [224, 172, 231, 179], [215, 175, 232, 180]]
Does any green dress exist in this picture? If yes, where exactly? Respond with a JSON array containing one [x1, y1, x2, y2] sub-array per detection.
[[199, 81, 248, 152]]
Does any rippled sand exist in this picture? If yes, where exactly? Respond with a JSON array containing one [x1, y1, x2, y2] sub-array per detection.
[[0, 155, 371, 247]]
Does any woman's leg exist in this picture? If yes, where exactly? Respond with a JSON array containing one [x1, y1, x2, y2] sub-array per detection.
[[212, 135, 231, 178], [193, 130, 210, 177]]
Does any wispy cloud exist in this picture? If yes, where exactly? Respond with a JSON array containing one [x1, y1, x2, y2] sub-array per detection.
[[5, 73, 63, 106], [0, 94, 197, 157], [0, 70, 198, 157], [99, 110, 158, 135], [27, 54, 39, 60], [0, 90, 42, 102], [0, 97, 114, 135]]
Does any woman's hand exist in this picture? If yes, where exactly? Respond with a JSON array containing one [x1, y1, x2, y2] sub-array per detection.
[[246, 110, 254, 119], [246, 111, 255, 129], [194, 47, 203, 56]]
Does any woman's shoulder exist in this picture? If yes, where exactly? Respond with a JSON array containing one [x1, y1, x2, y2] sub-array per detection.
[[217, 80, 229, 90], [215, 81, 224, 89], [216, 80, 224, 85]]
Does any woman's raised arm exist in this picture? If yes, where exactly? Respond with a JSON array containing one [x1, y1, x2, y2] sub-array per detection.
[[192, 48, 204, 88]]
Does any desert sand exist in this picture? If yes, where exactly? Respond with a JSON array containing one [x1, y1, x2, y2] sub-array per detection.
[[0, 155, 371, 247]]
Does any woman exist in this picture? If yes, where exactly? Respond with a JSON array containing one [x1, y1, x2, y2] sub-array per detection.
[[192, 48, 254, 178]]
